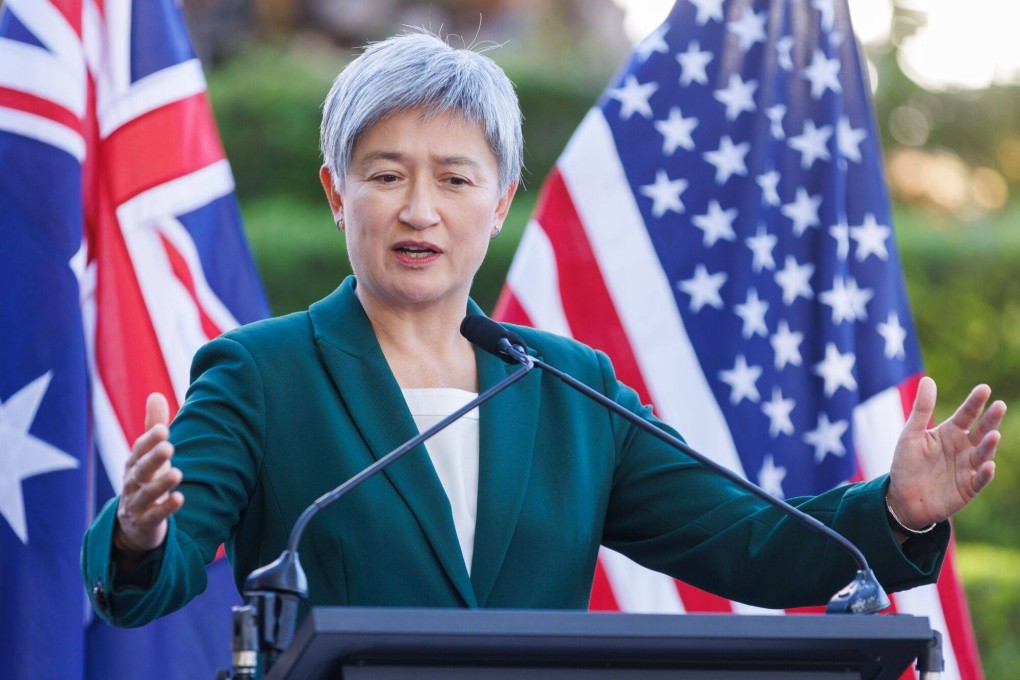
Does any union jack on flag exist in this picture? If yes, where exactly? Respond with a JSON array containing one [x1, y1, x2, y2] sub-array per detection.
[[495, 1, 982, 677], [0, 0, 269, 678]]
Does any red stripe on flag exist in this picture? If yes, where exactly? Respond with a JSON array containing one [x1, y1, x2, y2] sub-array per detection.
[[533, 168, 735, 614], [898, 372, 924, 425], [0, 87, 82, 133], [533, 168, 652, 406], [937, 544, 984, 679], [673, 582, 734, 613], [90, 181, 179, 446], [52, 0, 82, 37], [492, 286, 532, 326], [102, 92, 225, 206], [588, 559, 621, 611], [159, 232, 223, 340]]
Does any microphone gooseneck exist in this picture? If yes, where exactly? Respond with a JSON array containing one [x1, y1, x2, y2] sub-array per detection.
[[461, 313, 891, 615]]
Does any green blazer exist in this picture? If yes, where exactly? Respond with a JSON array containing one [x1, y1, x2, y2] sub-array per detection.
[[82, 277, 948, 627]]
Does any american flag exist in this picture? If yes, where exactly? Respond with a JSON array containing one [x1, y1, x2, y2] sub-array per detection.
[[495, 1, 982, 677], [0, 0, 269, 677]]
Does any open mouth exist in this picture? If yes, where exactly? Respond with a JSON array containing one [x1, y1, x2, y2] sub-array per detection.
[[394, 244, 439, 259]]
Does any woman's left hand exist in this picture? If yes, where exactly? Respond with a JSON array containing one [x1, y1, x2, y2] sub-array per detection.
[[887, 376, 1006, 531]]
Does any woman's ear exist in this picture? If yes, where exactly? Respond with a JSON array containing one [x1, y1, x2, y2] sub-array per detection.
[[319, 165, 344, 226]]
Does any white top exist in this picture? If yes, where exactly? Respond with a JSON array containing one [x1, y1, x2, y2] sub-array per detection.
[[400, 387, 480, 575]]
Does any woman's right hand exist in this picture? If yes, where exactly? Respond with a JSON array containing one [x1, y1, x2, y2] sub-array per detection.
[[113, 393, 185, 566]]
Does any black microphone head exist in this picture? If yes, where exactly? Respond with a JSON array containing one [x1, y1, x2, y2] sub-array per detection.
[[460, 314, 528, 362]]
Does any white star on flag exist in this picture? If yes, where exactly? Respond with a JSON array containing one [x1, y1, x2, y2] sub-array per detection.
[[639, 169, 688, 217], [678, 264, 727, 312], [728, 8, 768, 52], [655, 107, 698, 155], [878, 312, 908, 359], [719, 354, 763, 405], [757, 170, 781, 206], [803, 49, 842, 99], [746, 225, 778, 272], [771, 320, 804, 369], [850, 213, 891, 261], [735, 288, 770, 339], [714, 73, 758, 121], [703, 135, 750, 184], [757, 455, 788, 498], [609, 75, 658, 120], [774, 255, 816, 305], [677, 41, 713, 85], [689, 0, 724, 26], [837, 115, 867, 163], [813, 342, 857, 397], [762, 387, 796, 437], [692, 199, 738, 246], [804, 412, 849, 463], [635, 24, 670, 61], [788, 119, 833, 169], [0, 373, 79, 544], [781, 188, 822, 236], [829, 220, 851, 260]]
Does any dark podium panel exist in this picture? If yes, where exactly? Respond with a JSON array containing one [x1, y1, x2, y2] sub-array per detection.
[[266, 608, 935, 680]]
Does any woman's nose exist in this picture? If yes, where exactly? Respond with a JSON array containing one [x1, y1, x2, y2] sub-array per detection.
[[399, 181, 441, 230]]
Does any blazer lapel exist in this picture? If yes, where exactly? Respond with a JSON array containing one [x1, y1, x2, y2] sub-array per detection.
[[308, 279, 477, 606], [470, 334, 541, 606]]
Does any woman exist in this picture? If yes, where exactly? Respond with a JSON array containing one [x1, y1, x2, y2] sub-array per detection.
[[83, 31, 1004, 626]]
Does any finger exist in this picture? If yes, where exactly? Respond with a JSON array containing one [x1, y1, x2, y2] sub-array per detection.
[[123, 446, 175, 500], [127, 422, 170, 470], [124, 466, 183, 515], [967, 400, 1007, 446], [131, 440, 175, 483], [973, 460, 996, 494], [144, 392, 171, 431], [972, 429, 1000, 467], [948, 383, 992, 431], [904, 376, 937, 434], [133, 491, 185, 530]]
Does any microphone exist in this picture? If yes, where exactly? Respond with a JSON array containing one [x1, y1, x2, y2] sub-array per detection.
[[461, 314, 891, 615], [238, 352, 534, 674], [460, 314, 530, 365]]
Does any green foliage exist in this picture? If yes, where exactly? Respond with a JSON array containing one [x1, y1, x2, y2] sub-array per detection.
[[896, 207, 1020, 549], [956, 543, 1020, 676], [206, 45, 343, 203]]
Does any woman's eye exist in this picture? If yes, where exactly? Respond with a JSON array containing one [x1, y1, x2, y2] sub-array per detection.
[[447, 177, 468, 186], [374, 174, 399, 183]]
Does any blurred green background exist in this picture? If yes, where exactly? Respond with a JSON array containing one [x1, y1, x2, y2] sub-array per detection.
[[188, 0, 1019, 673]]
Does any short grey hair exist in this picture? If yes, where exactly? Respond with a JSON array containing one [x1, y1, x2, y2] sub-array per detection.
[[320, 31, 524, 194]]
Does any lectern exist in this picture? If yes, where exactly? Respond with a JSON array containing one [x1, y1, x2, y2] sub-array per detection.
[[266, 608, 937, 679]]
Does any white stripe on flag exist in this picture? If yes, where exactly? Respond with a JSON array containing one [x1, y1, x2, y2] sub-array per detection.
[[558, 109, 746, 478], [598, 547, 686, 613], [0, 107, 85, 161], [0, 0, 86, 117], [99, 59, 208, 138], [506, 220, 574, 338], [160, 216, 242, 334]]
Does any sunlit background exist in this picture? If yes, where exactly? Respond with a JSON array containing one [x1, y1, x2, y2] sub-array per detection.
[[612, 0, 1020, 218]]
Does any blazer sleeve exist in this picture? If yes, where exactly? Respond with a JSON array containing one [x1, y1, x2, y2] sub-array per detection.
[[81, 335, 267, 627], [594, 350, 949, 609]]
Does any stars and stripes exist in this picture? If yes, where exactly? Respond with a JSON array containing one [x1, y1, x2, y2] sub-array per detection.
[[0, 0, 269, 678], [495, 1, 982, 678]]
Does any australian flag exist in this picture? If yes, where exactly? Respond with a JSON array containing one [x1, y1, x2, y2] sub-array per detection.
[[0, 0, 269, 678], [495, 1, 983, 677]]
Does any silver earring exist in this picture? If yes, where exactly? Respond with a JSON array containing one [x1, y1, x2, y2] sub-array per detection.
[[336, 217, 345, 231], [490, 226, 501, 240]]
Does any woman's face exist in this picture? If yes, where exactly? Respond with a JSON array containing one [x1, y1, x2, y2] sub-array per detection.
[[323, 107, 516, 314]]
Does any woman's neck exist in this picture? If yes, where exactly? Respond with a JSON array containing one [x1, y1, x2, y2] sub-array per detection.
[[358, 290, 478, 391]]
